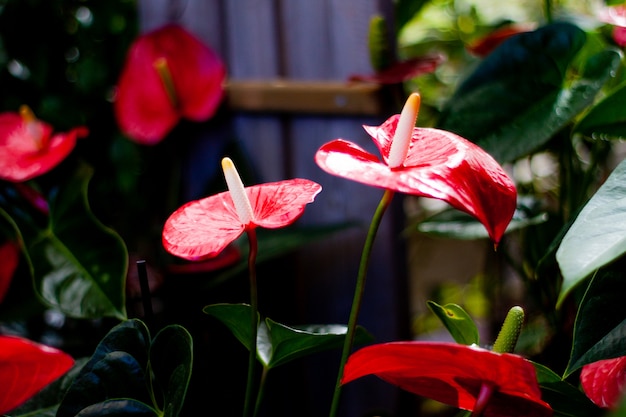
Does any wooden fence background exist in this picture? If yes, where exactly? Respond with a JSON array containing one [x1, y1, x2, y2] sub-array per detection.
[[138, 1, 415, 416]]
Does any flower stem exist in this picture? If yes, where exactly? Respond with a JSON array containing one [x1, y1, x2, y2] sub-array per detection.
[[253, 366, 270, 417], [243, 228, 259, 417], [328, 189, 395, 417], [472, 382, 495, 417]]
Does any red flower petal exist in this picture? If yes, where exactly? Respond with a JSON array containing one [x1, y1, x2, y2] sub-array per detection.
[[348, 53, 445, 84], [581, 356, 626, 409], [0, 241, 19, 304], [315, 115, 516, 243], [467, 24, 534, 57], [114, 24, 226, 144], [0, 335, 74, 414], [0, 112, 87, 182], [342, 342, 552, 417], [163, 179, 321, 260]]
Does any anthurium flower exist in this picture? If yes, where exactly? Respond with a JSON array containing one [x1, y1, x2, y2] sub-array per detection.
[[0, 335, 74, 414], [581, 356, 626, 409], [342, 341, 552, 417], [315, 93, 516, 244], [114, 24, 226, 144], [598, 5, 626, 47], [467, 24, 535, 57], [163, 157, 322, 260], [0, 240, 19, 304], [348, 53, 445, 84], [0, 106, 88, 182]]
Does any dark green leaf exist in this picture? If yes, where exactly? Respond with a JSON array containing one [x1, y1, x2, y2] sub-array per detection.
[[261, 319, 373, 369], [57, 320, 152, 417], [437, 24, 621, 163], [565, 260, 626, 377], [74, 399, 158, 417], [150, 325, 193, 417], [556, 158, 626, 307], [427, 301, 479, 345], [575, 79, 626, 139], [203, 303, 258, 351], [533, 362, 600, 417]]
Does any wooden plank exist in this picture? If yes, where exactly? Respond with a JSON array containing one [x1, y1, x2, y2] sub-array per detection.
[[225, 79, 388, 116]]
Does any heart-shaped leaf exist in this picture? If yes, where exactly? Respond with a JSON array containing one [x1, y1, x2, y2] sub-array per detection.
[[150, 325, 193, 417], [427, 301, 479, 345], [575, 79, 626, 138], [0, 164, 128, 320], [564, 260, 626, 377], [204, 303, 372, 368], [74, 399, 158, 417], [556, 158, 626, 307]]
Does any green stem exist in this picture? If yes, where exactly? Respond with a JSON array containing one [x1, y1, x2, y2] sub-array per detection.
[[253, 366, 270, 417], [243, 228, 259, 417], [328, 189, 395, 417], [544, 0, 553, 23]]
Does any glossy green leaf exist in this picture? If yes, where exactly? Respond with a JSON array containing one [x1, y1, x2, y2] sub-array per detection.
[[259, 319, 373, 369], [74, 399, 158, 417], [556, 158, 626, 307], [150, 325, 193, 417], [533, 362, 600, 417], [427, 301, 479, 345], [204, 303, 372, 369], [203, 303, 259, 351], [575, 80, 626, 138], [0, 164, 128, 319], [565, 261, 626, 377], [437, 23, 621, 163]]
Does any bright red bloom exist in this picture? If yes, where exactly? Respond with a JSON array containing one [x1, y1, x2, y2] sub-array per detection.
[[598, 5, 626, 47], [114, 24, 226, 144], [0, 106, 88, 182], [348, 53, 445, 84], [162, 158, 321, 260], [315, 94, 516, 244], [0, 335, 74, 414], [581, 356, 626, 409], [0, 241, 19, 304], [467, 24, 535, 57], [342, 341, 552, 417]]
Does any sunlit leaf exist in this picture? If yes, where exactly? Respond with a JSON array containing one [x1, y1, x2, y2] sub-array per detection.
[[556, 158, 626, 307], [427, 301, 479, 345]]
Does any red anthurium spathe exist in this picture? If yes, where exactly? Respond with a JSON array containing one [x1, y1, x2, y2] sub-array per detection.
[[163, 157, 322, 260], [315, 93, 516, 244], [342, 341, 552, 417], [114, 24, 226, 144], [581, 356, 626, 409], [467, 24, 535, 57], [0, 335, 74, 414], [348, 53, 445, 84], [0, 106, 88, 182]]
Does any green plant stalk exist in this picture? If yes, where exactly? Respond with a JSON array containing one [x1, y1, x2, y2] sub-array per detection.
[[328, 188, 395, 417], [253, 366, 270, 417], [243, 228, 259, 417]]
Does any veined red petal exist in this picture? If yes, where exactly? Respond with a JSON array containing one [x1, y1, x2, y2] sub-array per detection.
[[114, 24, 225, 144], [342, 342, 552, 417], [316, 116, 516, 243], [0, 335, 74, 414], [581, 356, 626, 409], [162, 179, 321, 260], [0, 241, 19, 304], [0, 112, 87, 182]]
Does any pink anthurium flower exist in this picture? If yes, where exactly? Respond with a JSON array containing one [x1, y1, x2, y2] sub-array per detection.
[[598, 4, 626, 47], [0, 335, 74, 414], [315, 93, 516, 244], [342, 341, 552, 417], [162, 157, 322, 260], [0, 106, 88, 182], [467, 24, 535, 57], [581, 356, 626, 409], [114, 24, 226, 145], [0, 240, 19, 304]]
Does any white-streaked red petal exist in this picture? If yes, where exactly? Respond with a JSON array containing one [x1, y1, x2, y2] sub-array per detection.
[[581, 356, 626, 409]]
